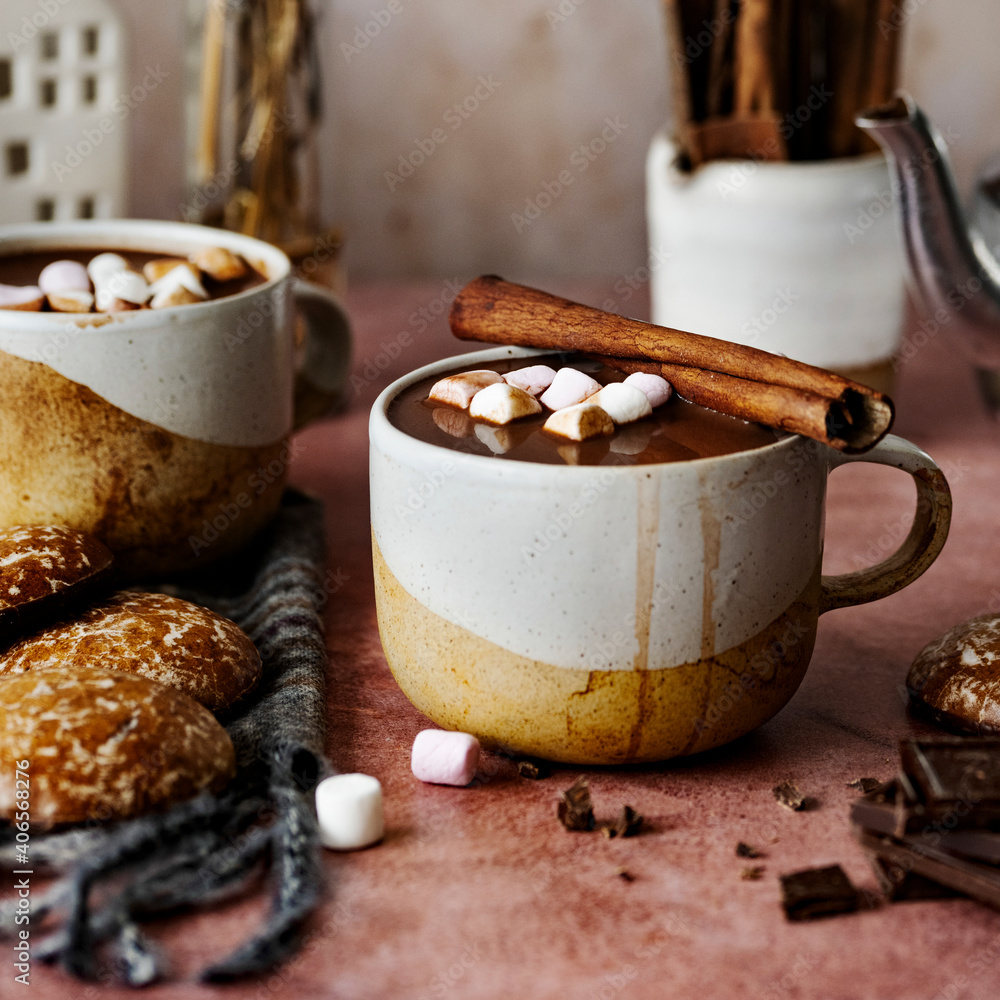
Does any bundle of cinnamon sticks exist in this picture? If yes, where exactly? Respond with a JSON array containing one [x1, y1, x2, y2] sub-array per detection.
[[450, 276, 893, 453], [663, 0, 904, 166]]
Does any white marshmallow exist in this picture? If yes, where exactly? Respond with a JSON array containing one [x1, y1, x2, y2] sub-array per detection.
[[411, 729, 480, 786], [539, 367, 602, 410], [47, 289, 95, 313], [148, 264, 209, 308], [469, 382, 542, 425], [0, 284, 44, 311], [315, 773, 385, 851], [143, 257, 189, 283], [95, 269, 149, 311], [190, 245, 248, 282], [503, 364, 557, 397], [38, 260, 91, 295], [587, 383, 653, 425], [428, 370, 503, 409], [623, 372, 673, 408], [543, 402, 614, 441], [86, 253, 129, 285]]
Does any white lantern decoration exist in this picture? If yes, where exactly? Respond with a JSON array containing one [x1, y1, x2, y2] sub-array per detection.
[[0, 0, 127, 224]]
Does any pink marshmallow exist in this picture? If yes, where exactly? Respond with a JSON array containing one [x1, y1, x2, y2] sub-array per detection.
[[623, 372, 673, 408], [38, 260, 91, 295], [503, 364, 557, 397], [0, 284, 44, 310], [411, 729, 480, 786], [539, 368, 602, 411]]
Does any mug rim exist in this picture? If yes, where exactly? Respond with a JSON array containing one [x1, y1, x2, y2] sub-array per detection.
[[0, 219, 289, 328], [370, 344, 807, 478]]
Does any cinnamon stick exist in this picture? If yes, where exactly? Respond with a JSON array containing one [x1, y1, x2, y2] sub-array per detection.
[[449, 275, 893, 453]]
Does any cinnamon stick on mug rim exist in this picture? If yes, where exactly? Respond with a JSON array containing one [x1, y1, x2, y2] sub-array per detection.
[[449, 275, 894, 453]]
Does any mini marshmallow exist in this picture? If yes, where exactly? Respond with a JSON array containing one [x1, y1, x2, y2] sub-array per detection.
[[539, 367, 602, 411], [315, 773, 385, 850], [86, 253, 129, 285], [543, 402, 614, 442], [411, 729, 480, 786], [143, 257, 189, 283], [623, 372, 673, 408], [38, 260, 90, 295], [468, 382, 542, 425], [587, 383, 653, 425], [432, 407, 474, 438], [148, 264, 209, 308], [503, 364, 557, 397], [428, 370, 503, 409], [47, 289, 95, 313], [190, 246, 248, 282], [0, 284, 44, 311], [95, 269, 149, 311]]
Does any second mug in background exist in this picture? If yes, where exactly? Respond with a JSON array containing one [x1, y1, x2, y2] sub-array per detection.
[[0, 220, 352, 577]]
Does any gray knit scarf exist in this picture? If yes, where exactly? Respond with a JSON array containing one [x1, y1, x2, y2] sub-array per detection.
[[0, 490, 330, 985]]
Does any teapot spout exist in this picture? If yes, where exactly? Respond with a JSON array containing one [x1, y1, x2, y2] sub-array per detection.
[[856, 94, 1000, 369]]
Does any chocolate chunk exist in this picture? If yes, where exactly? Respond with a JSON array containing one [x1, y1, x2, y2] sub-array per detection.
[[847, 777, 882, 794], [736, 841, 762, 858], [851, 780, 1000, 865], [868, 855, 961, 902], [899, 738, 1000, 827], [615, 867, 636, 882], [517, 759, 551, 780], [741, 866, 766, 880], [602, 805, 643, 839], [557, 776, 595, 831], [854, 828, 1000, 912], [780, 865, 859, 921], [773, 779, 809, 811]]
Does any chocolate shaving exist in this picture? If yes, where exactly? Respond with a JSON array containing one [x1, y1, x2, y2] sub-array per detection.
[[847, 777, 882, 794], [780, 865, 859, 921], [517, 760, 551, 780], [740, 866, 766, 881], [736, 841, 762, 858], [773, 780, 809, 811], [602, 805, 644, 839], [557, 776, 595, 831], [615, 868, 636, 882]]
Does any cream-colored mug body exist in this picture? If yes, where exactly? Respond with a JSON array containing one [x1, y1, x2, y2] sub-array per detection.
[[370, 347, 951, 764]]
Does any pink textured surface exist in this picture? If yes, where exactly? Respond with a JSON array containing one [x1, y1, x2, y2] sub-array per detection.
[[411, 729, 481, 786], [10, 281, 1000, 999]]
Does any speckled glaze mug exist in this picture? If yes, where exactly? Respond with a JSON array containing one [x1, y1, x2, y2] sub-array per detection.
[[0, 220, 351, 577], [371, 347, 952, 765]]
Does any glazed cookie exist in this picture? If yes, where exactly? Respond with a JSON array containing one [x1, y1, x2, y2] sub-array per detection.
[[907, 613, 1000, 735], [0, 664, 235, 826], [0, 524, 115, 644], [0, 590, 261, 712]]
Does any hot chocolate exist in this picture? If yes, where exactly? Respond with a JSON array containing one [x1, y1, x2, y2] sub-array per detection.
[[388, 354, 778, 466]]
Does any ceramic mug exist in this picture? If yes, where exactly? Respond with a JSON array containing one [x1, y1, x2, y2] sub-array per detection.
[[370, 347, 952, 765], [645, 132, 905, 393], [0, 220, 351, 577]]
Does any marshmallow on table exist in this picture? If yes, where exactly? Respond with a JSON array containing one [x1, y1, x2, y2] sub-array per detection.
[[190, 246, 248, 282], [428, 370, 503, 409], [0, 284, 45, 311], [543, 402, 614, 442], [411, 729, 480, 786], [503, 364, 557, 397], [539, 367, 602, 411], [623, 372, 673, 408], [469, 382, 542, 425], [587, 383, 653, 425], [315, 773, 385, 850]]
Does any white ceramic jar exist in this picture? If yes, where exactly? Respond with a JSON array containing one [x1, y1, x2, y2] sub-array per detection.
[[646, 132, 906, 389]]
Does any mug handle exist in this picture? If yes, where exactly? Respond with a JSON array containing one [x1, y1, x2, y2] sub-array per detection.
[[291, 278, 353, 429], [819, 434, 952, 614]]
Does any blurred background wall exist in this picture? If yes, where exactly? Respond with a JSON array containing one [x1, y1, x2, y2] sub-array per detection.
[[118, 0, 1000, 281]]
